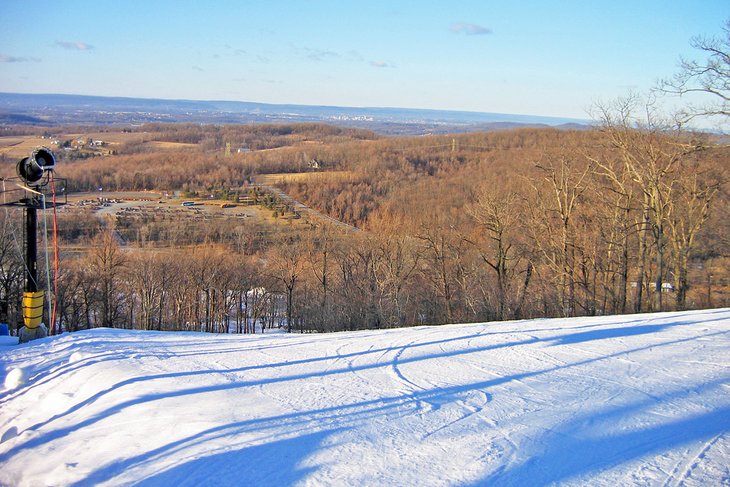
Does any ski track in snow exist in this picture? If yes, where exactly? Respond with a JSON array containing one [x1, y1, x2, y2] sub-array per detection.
[[661, 432, 723, 487], [0, 309, 729, 486]]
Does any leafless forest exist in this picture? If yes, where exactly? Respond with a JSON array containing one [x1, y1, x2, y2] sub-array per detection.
[[1, 98, 728, 334]]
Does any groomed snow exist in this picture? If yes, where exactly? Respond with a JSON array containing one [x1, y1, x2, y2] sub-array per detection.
[[1, 309, 729, 486]]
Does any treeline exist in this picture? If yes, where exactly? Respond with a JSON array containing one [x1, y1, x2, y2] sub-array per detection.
[[53, 143, 373, 193], [278, 129, 579, 225], [1, 168, 726, 336], [0, 122, 377, 187], [0, 218, 612, 334], [138, 122, 376, 144], [277, 123, 729, 319], [114, 123, 376, 154]]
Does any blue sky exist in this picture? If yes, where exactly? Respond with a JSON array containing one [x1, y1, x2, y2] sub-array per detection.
[[0, 1, 727, 119]]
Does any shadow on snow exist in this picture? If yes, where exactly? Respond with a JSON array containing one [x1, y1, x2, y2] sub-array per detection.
[[1, 310, 728, 484], [77, 430, 339, 487]]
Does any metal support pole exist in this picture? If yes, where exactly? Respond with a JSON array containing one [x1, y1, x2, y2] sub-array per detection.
[[25, 205, 38, 293]]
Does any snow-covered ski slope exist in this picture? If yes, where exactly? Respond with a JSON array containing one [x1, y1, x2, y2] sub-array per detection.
[[1, 309, 729, 486]]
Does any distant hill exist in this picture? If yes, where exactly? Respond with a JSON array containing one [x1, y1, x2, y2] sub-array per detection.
[[0, 112, 49, 125], [0, 92, 591, 135]]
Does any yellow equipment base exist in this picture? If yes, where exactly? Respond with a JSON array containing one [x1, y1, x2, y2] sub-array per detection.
[[22, 291, 45, 329]]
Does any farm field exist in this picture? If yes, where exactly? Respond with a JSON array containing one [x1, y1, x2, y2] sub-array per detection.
[[255, 170, 356, 185], [0, 136, 50, 158]]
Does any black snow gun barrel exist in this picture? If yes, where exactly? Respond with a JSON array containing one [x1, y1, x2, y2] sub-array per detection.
[[16, 147, 56, 184]]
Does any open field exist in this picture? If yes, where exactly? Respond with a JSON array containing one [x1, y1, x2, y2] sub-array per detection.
[[0, 136, 50, 158], [142, 141, 199, 151], [256, 171, 356, 185], [1, 133, 198, 159]]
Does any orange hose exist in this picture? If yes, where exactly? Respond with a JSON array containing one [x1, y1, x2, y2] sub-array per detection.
[[50, 173, 60, 334]]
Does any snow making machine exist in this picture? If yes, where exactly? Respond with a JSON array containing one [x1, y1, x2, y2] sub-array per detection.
[[0, 147, 66, 343]]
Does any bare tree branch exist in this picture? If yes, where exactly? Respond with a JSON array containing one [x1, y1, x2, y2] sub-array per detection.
[[658, 19, 730, 122]]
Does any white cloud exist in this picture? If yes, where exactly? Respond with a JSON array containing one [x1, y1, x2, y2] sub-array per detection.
[[0, 54, 41, 63], [56, 40, 94, 51], [304, 47, 339, 62], [450, 22, 492, 36]]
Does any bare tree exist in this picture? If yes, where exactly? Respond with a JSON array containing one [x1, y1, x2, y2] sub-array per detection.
[[55, 263, 87, 332], [466, 183, 532, 320], [353, 237, 384, 329], [595, 96, 703, 311], [416, 219, 465, 324], [591, 162, 636, 314], [215, 260, 238, 333], [306, 226, 334, 330], [588, 129, 651, 314], [127, 252, 165, 330], [372, 225, 419, 327], [530, 154, 594, 317], [0, 212, 23, 329], [89, 230, 127, 327], [667, 166, 722, 309], [659, 19, 730, 124], [189, 247, 226, 333], [268, 236, 305, 332], [247, 285, 272, 334]]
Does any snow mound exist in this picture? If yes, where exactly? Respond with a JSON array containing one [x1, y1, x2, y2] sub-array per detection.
[[68, 351, 85, 363], [3, 367, 27, 390], [0, 309, 729, 486]]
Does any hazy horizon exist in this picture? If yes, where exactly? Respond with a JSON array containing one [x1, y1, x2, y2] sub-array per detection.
[[0, 90, 590, 123], [1, 1, 727, 122]]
